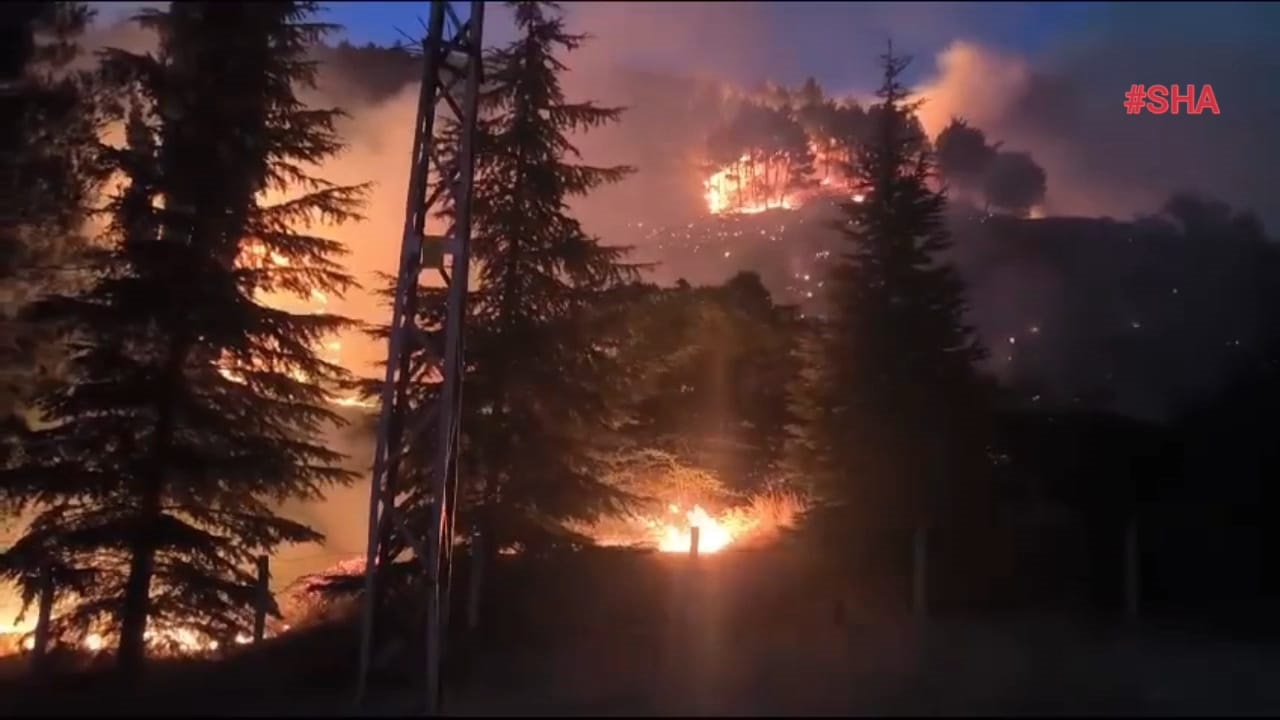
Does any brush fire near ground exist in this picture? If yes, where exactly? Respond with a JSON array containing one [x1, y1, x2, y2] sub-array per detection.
[[584, 492, 805, 556], [0, 621, 266, 657], [0, 492, 801, 658]]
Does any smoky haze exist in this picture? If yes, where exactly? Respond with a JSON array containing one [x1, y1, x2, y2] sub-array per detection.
[[62, 1, 1276, 588], [81, 2, 1280, 365]]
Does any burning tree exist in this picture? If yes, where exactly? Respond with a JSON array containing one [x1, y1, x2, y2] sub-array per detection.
[[0, 1, 364, 676], [793, 78, 869, 185], [789, 46, 994, 564], [704, 100, 816, 214], [702, 77, 894, 215]]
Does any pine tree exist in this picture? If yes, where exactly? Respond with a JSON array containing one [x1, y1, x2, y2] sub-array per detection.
[[0, 1, 365, 675], [616, 273, 800, 495], [377, 1, 639, 586], [789, 45, 993, 547], [0, 2, 103, 452]]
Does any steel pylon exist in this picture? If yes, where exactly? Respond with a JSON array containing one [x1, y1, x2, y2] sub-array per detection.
[[355, 1, 484, 713]]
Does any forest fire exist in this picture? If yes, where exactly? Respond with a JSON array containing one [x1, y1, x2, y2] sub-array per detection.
[[703, 142, 859, 216], [704, 154, 802, 215]]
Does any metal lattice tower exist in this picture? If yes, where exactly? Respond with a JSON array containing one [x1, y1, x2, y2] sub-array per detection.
[[355, 1, 484, 712]]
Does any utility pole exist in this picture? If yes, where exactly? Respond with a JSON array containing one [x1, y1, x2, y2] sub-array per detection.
[[355, 1, 484, 713]]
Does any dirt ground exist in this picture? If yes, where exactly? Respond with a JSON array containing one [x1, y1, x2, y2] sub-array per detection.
[[11, 617, 1280, 716], [6, 550, 1280, 716]]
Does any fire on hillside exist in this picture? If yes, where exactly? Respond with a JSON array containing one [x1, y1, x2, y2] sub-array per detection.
[[703, 142, 864, 216]]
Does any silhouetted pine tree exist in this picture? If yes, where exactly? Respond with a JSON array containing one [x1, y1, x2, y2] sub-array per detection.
[[789, 46, 993, 545], [0, 2, 103, 450], [615, 273, 801, 495], [374, 1, 639, 586], [0, 1, 365, 676]]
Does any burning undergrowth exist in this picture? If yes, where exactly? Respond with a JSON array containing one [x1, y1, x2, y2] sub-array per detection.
[[0, 616, 271, 660], [569, 449, 807, 555]]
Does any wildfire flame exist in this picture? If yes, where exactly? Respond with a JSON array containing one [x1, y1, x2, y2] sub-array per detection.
[[703, 142, 859, 216], [1, 622, 264, 657], [589, 491, 806, 556], [703, 154, 801, 216], [656, 503, 740, 554]]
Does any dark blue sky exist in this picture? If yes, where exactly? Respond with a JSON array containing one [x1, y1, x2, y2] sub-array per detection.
[[321, 2, 1102, 49], [317, 1, 1108, 88]]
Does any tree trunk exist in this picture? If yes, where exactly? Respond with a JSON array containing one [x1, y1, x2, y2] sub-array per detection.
[[465, 511, 491, 633], [116, 480, 162, 678], [117, 341, 184, 679], [1124, 517, 1140, 620]]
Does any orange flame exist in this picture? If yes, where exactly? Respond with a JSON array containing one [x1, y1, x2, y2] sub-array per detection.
[[703, 154, 801, 216], [656, 504, 740, 554], [703, 143, 860, 216], [3, 623, 266, 657], [578, 492, 804, 555]]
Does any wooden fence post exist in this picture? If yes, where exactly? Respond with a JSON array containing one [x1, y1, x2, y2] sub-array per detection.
[[253, 555, 269, 644], [912, 525, 929, 617], [1124, 518, 1140, 620], [31, 562, 54, 672]]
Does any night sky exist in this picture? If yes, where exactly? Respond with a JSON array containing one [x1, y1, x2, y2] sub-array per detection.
[[307, 2, 1278, 97], [317, 1, 1106, 88], [93, 2, 1278, 98], [322, 1, 1102, 53]]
